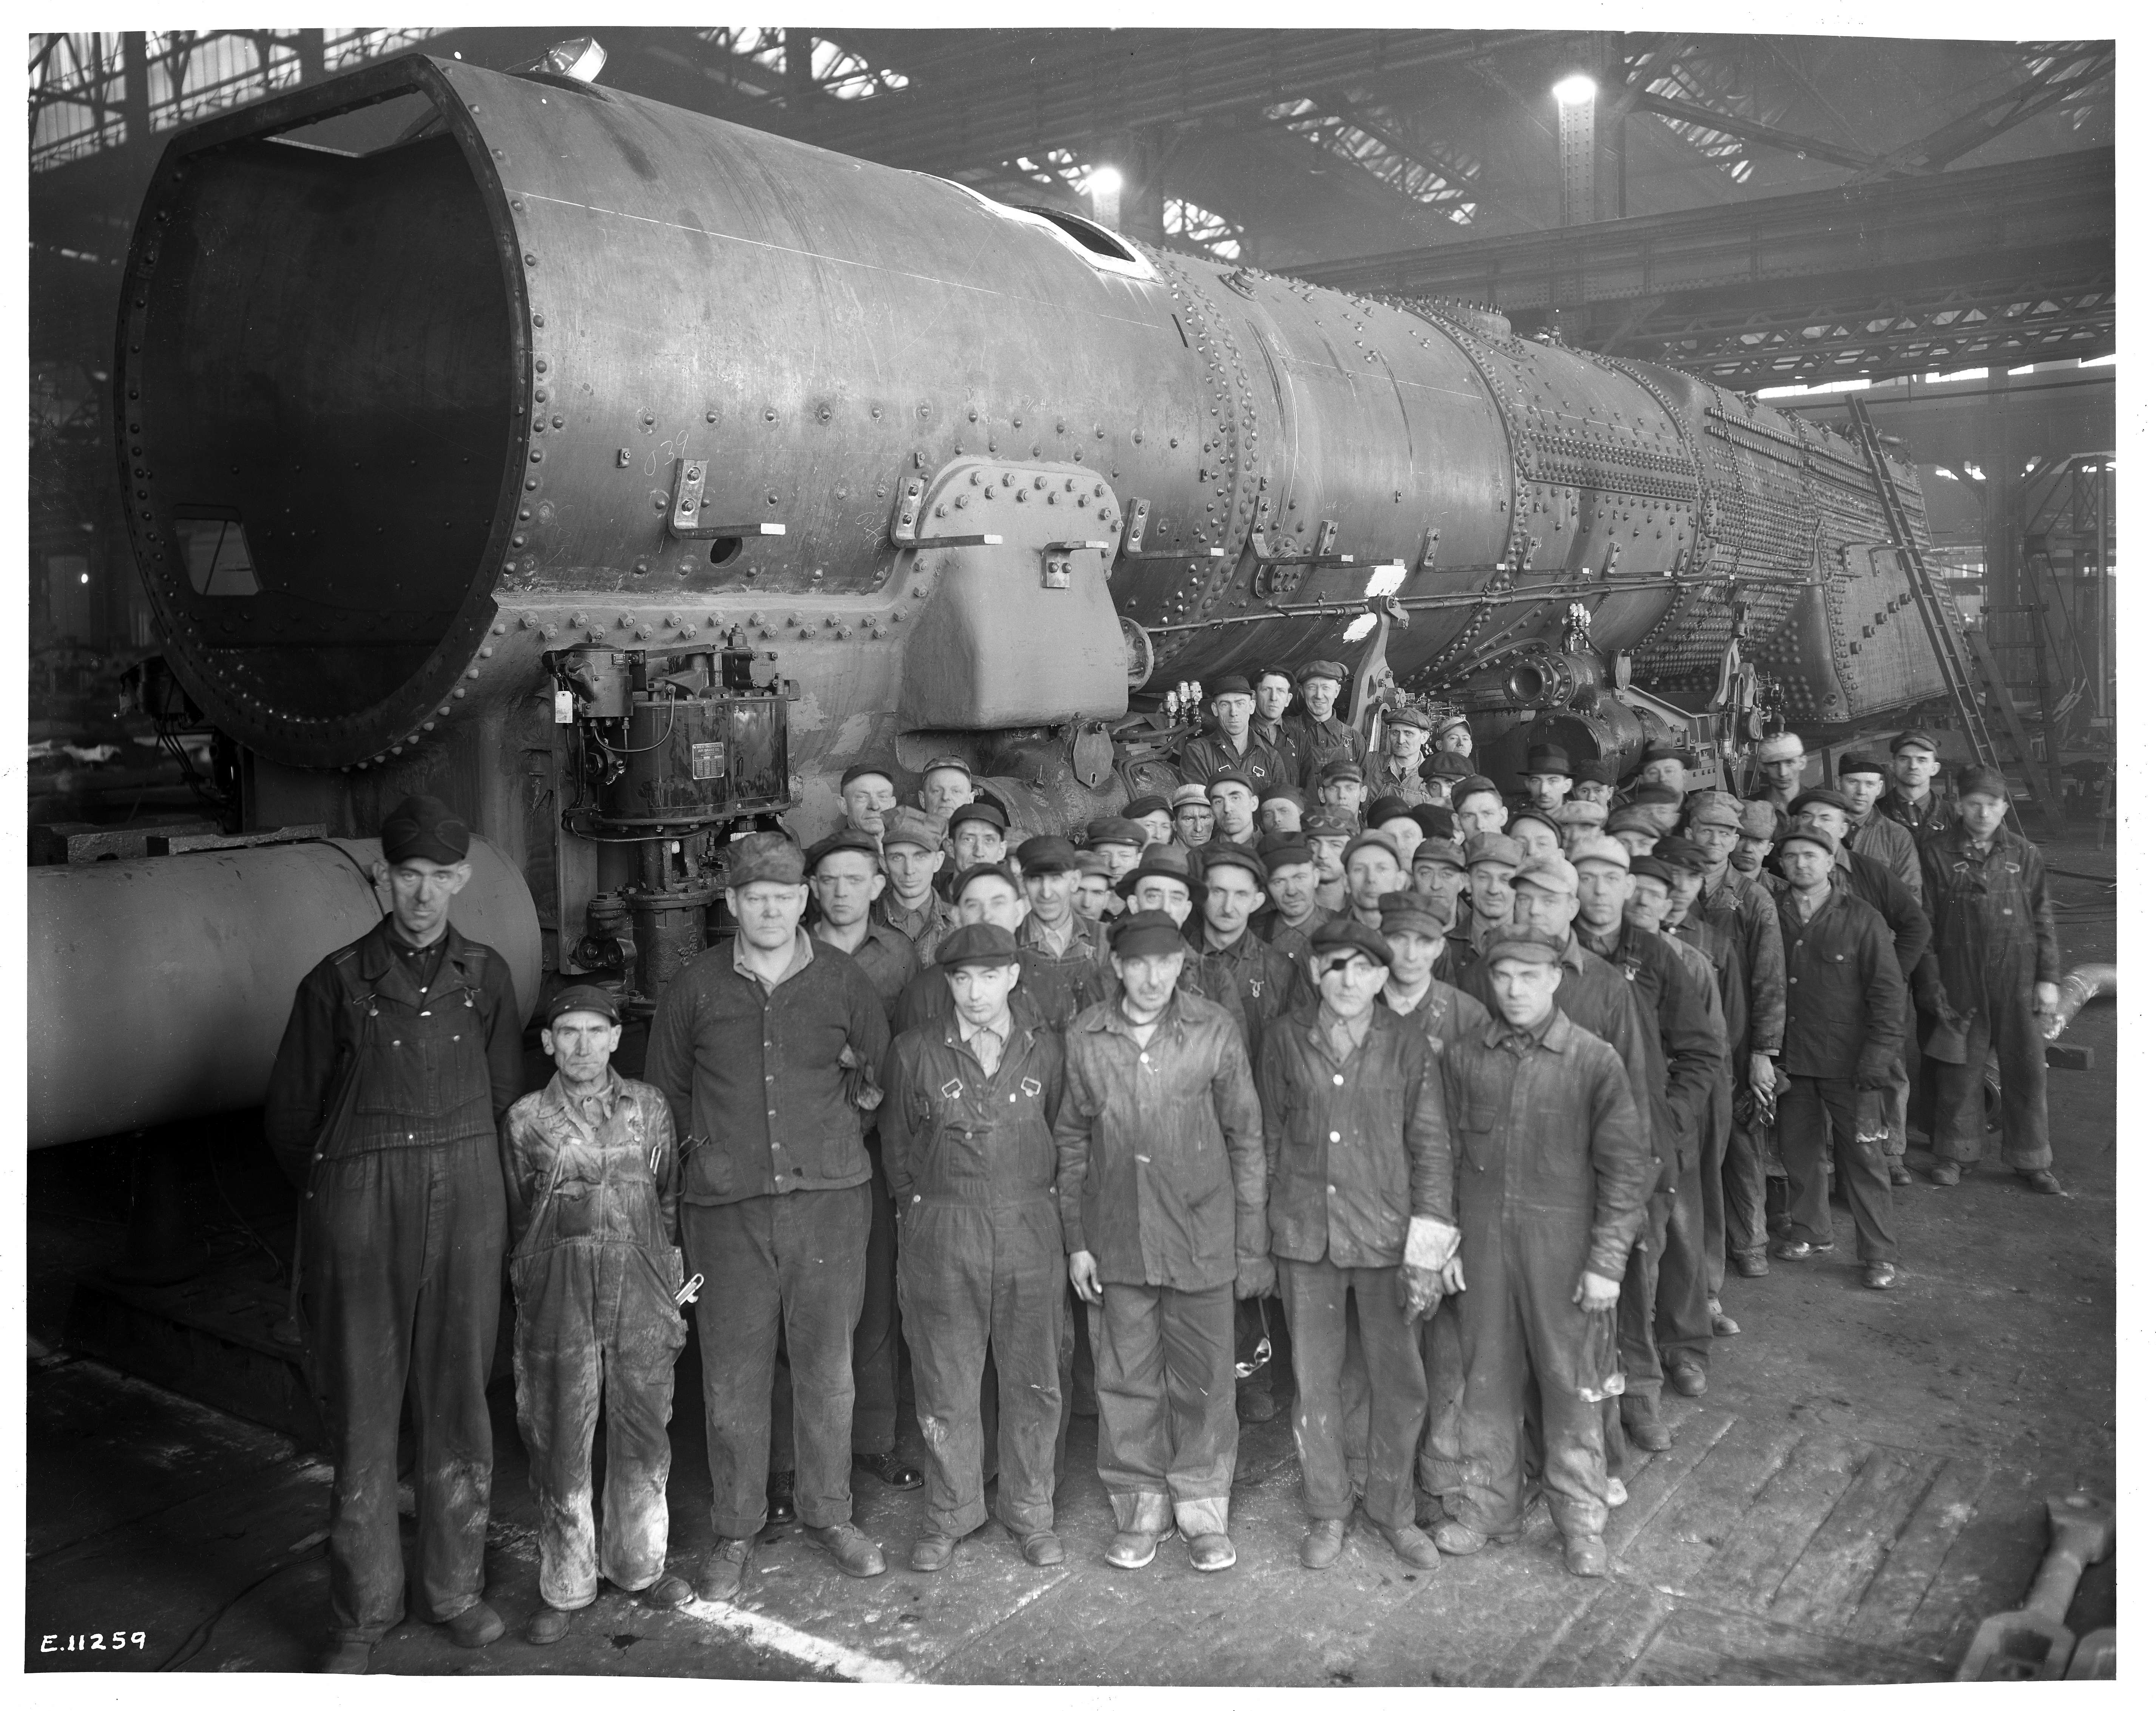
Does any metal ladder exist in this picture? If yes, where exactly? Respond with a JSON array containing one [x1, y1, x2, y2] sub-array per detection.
[[1845, 397, 2059, 832]]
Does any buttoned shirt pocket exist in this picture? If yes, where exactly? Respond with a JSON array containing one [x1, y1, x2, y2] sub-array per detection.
[[1457, 1095, 1502, 1174]]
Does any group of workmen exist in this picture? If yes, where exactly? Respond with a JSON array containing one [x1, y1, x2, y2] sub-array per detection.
[[264, 656, 2061, 1671]]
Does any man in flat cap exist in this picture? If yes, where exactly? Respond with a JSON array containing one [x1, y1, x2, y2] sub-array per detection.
[[1730, 798, 1778, 880], [1195, 845, 1304, 1055], [874, 808, 955, 967], [1284, 659, 1367, 786], [1363, 703, 1446, 809], [265, 795, 524, 1671], [1451, 775, 1508, 842], [1879, 730, 1957, 845], [1604, 803, 1663, 862], [502, 986, 691, 1645], [1207, 770, 1262, 848], [1258, 784, 1307, 837], [1424, 709, 1479, 786], [1181, 675, 1283, 789], [1571, 763, 1616, 809], [1316, 758, 1370, 829], [839, 761, 900, 844], [1124, 793, 1176, 848], [1073, 848, 1117, 925], [1368, 796, 1427, 869], [1517, 743, 1575, 816], [1259, 918, 1455, 1572], [1920, 765, 2062, 1194], [946, 800, 1013, 891], [1082, 816, 1148, 889], [898, 864, 1082, 1034], [1260, 840, 1334, 966], [1750, 731, 1809, 829], [1170, 782, 1218, 853], [1835, 753, 1921, 894], [1434, 928, 1651, 1580], [1056, 910, 1268, 1572], [1508, 809, 1562, 865], [1768, 825, 1905, 1288], [883, 923, 1070, 1572], [1251, 667, 1302, 780], [1342, 829, 1412, 935], [1304, 806, 1355, 915], [1459, 831, 1525, 965], [646, 831, 894, 1597], [917, 756, 978, 822], [1410, 838, 1471, 970], [1554, 798, 1610, 860], [1016, 835, 1112, 1021], [1629, 745, 1691, 800]]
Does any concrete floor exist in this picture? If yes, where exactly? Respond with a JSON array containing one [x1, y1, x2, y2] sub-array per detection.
[[24, 843, 2116, 1682]]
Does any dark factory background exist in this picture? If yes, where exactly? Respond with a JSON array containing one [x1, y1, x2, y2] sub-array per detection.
[[23, 25, 2116, 1686]]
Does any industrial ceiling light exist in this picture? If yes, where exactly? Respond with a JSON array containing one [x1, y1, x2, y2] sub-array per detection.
[[1552, 74, 1597, 106], [542, 37, 607, 82], [1084, 165, 1123, 229]]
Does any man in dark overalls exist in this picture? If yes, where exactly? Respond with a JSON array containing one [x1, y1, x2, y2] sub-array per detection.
[[264, 795, 524, 1673], [883, 923, 1069, 1571], [500, 986, 691, 1643]]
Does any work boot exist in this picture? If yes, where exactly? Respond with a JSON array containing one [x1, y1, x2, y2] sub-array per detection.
[[1731, 1251, 1769, 1279], [696, 1536, 754, 1603], [1563, 1535, 1610, 1578], [2021, 1169, 2065, 1195], [1666, 1351, 1708, 1398], [439, 1601, 504, 1649], [1020, 1530, 1065, 1567], [1237, 1383, 1278, 1424], [1432, 1520, 1487, 1557], [765, 1470, 796, 1525], [1709, 1297, 1742, 1337], [1105, 1528, 1162, 1570], [1863, 1262, 1900, 1290], [909, 1533, 957, 1573], [1380, 1524, 1442, 1570], [1186, 1532, 1238, 1572], [318, 1641, 373, 1674], [1620, 1392, 1672, 1454], [525, 1606, 575, 1646], [805, 1522, 887, 1578], [1770, 1238, 1833, 1262], [853, 1450, 923, 1490], [644, 1574, 694, 1611], [1930, 1162, 1962, 1187], [1299, 1518, 1345, 1569], [1887, 1161, 1914, 1187]]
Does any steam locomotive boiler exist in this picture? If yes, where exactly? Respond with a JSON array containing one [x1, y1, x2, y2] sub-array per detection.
[[39, 48, 1955, 1145]]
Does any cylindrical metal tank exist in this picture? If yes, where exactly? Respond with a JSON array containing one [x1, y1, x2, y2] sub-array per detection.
[[118, 50, 1945, 792], [27, 836, 541, 1148]]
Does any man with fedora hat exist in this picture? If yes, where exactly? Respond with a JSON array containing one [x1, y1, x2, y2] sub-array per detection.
[[265, 795, 525, 1671], [1180, 675, 1284, 789], [1517, 743, 1575, 816], [1284, 659, 1367, 785]]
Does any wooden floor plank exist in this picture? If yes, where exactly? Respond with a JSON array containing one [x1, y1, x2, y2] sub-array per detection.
[[1700, 1430, 1871, 1613], [1900, 1464, 2053, 1663], [1617, 1415, 1804, 1596], [1604, 1409, 1735, 1560], [1767, 1445, 1944, 1632], [1628, 1601, 1949, 1686], [1842, 1458, 1991, 1652], [1521, 1580, 1677, 1687]]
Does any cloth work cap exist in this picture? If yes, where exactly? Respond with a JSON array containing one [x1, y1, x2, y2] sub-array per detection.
[[806, 829, 880, 871], [1385, 703, 1433, 731], [1208, 768, 1256, 795], [1200, 844, 1268, 885], [1789, 787, 1855, 817], [1653, 837, 1714, 875], [1426, 752, 1477, 782], [1605, 804, 1661, 836], [1483, 928, 1567, 966], [1304, 809, 1357, 838], [1958, 763, 2010, 799], [1017, 835, 1082, 875], [1511, 855, 1580, 896], [1524, 743, 1573, 777], [546, 984, 621, 1027], [1685, 793, 1741, 831], [1463, 831, 1524, 870], [1110, 909, 1189, 958], [1378, 891, 1449, 938], [1318, 758, 1364, 785], [1255, 829, 1305, 857], [920, 754, 972, 780], [1343, 830, 1406, 869], [1296, 658, 1349, 684], [1434, 709, 1472, 735], [728, 830, 805, 888], [1309, 916, 1394, 968], [1411, 804, 1455, 840], [381, 794, 471, 865], [1083, 815, 1148, 848], [1638, 744, 1690, 768], [948, 799, 1009, 833], [1366, 794, 1417, 827], [1509, 808, 1559, 839], [1074, 848, 1113, 878], [1736, 799, 1779, 838], [1259, 784, 1305, 808], [1262, 840, 1318, 873], [1451, 774, 1501, 805], [1837, 752, 1889, 778], [1553, 800, 1609, 826], [1629, 855, 1675, 887], [1891, 729, 1940, 755], [880, 806, 944, 852], [1413, 837, 1466, 871], [1776, 826, 1838, 857], [1124, 792, 1172, 821], [936, 922, 1022, 969], [1209, 674, 1254, 700], [1567, 835, 1631, 872], [840, 759, 897, 789], [1170, 782, 1212, 811], [1628, 783, 1682, 807]]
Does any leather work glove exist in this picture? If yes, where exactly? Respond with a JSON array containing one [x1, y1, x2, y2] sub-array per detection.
[[1235, 1254, 1276, 1301], [1399, 1264, 1445, 1323]]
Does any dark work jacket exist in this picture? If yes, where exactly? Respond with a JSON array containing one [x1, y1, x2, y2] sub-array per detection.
[[1768, 848, 1934, 993], [1195, 926, 1306, 1055], [1258, 1005, 1452, 1268], [1878, 786, 1957, 845], [1283, 708, 1366, 787], [264, 919, 523, 1187], [1575, 920, 1722, 1181], [882, 1014, 1066, 1214], [1776, 887, 1905, 1085], [1053, 988, 1266, 1291], [1695, 868, 1785, 1055], [1179, 727, 1286, 790], [1917, 828, 2060, 997], [895, 954, 1084, 1036], [1015, 911, 1112, 1026], [821, 919, 916, 1027], [1443, 1008, 1651, 1282], [645, 933, 891, 1207]]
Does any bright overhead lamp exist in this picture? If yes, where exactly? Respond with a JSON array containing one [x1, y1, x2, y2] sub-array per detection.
[[1084, 165, 1123, 199], [1552, 74, 1597, 106]]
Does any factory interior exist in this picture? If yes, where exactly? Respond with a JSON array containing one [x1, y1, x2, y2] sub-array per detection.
[[24, 25, 2116, 1686]]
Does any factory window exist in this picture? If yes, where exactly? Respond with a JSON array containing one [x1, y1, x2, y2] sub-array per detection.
[[174, 513, 260, 597]]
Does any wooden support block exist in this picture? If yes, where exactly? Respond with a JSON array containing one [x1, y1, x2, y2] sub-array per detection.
[[2046, 1044, 2094, 1070]]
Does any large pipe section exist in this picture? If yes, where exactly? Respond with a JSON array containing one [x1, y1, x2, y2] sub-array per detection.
[[28, 837, 540, 1149]]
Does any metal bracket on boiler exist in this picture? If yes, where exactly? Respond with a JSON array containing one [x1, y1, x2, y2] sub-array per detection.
[[1253, 519, 1355, 568], [1042, 540, 1114, 590], [665, 460, 789, 542], [888, 474, 1005, 550], [1117, 498, 1227, 563]]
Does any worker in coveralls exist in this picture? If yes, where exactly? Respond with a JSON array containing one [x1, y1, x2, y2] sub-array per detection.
[[1432, 928, 1652, 1580], [500, 986, 693, 1643], [645, 831, 894, 1600], [883, 923, 1070, 1572], [264, 795, 523, 1673], [1919, 764, 2064, 1194], [1054, 909, 1269, 1573], [1258, 917, 1457, 1572]]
